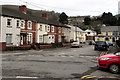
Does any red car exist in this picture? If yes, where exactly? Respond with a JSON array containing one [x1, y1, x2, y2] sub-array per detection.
[[98, 52, 120, 73]]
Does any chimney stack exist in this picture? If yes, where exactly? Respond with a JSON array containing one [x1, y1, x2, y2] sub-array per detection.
[[42, 13, 48, 19], [19, 5, 27, 14]]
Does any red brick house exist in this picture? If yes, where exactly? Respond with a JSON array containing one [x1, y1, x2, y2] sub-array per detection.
[[19, 5, 36, 45]]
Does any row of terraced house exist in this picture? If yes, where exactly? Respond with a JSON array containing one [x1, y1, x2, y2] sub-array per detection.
[[0, 5, 97, 50]]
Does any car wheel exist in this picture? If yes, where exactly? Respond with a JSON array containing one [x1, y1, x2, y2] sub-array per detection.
[[94, 48, 97, 50], [105, 47, 109, 51], [109, 64, 120, 74]]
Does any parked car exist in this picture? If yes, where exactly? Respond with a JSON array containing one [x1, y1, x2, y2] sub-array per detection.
[[98, 52, 120, 73], [71, 42, 82, 48], [89, 40, 95, 45], [107, 42, 114, 46], [94, 41, 109, 51]]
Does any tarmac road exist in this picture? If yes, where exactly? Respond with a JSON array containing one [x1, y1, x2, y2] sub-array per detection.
[[1, 44, 120, 80]]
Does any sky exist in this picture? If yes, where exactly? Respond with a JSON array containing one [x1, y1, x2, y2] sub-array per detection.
[[0, 0, 120, 16]]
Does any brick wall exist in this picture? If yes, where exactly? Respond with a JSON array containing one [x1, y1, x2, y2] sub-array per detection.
[[0, 42, 6, 50]]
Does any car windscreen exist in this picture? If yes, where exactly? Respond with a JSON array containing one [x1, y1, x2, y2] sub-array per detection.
[[96, 41, 105, 45]]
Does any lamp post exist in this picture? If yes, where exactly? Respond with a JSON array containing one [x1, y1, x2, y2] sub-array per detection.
[[76, 26, 77, 41]]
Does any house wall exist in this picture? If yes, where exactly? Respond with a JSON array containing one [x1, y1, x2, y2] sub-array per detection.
[[36, 23, 48, 43], [0, 16, 2, 42], [62, 27, 71, 42], [95, 30, 119, 42], [70, 30, 75, 41], [21, 20, 36, 45], [58, 27, 63, 42], [1, 16, 21, 46]]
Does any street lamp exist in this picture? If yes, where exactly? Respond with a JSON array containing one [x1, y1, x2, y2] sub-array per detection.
[[75, 26, 77, 41]]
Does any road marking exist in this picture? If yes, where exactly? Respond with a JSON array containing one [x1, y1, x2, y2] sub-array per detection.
[[16, 76, 38, 79], [86, 76, 96, 79], [80, 75, 97, 79]]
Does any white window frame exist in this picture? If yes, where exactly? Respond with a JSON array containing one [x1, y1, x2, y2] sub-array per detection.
[[7, 18, 12, 28], [27, 21, 32, 29], [20, 20, 25, 29], [58, 27, 61, 33], [27, 33, 33, 44], [16, 20, 20, 28], [45, 25, 47, 32], [47, 25, 50, 32], [6, 34, 12, 45], [39, 25, 42, 31], [51, 26, 54, 32], [39, 35, 43, 43]]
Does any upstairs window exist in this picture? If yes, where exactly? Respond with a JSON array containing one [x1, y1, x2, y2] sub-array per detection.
[[87, 32, 90, 34], [39, 25, 42, 31], [45, 25, 47, 32], [21, 20, 25, 29], [27, 21, 32, 29], [106, 32, 108, 36], [47, 26, 50, 32], [16, 20, 20, 28], [58, 27, 61, 33], [7, 19, 12, 28], [51, 26, 54, 32]]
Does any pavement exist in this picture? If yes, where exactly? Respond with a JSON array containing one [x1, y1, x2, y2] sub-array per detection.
[[107, 45, 118, 54]]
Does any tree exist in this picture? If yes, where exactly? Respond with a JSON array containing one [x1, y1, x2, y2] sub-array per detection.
[[84, 17, 91, 25], [101, 12, 117, 26], [90, 20, 102, 34], [59, 12, 68, 24], [117, 17, 120, 26]]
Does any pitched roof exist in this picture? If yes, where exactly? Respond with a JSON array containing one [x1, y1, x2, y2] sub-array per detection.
[[1, 5, 50, 23], [101, 26, 120, 32], [0, 5, 67, 28], [66, 25, 84, 32]]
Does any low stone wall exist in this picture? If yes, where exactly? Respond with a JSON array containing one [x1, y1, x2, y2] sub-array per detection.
[[63, 43, 72, 47], [6, 45, 31, 50], [0, 42, 6, 50], [39, 44, 53, 49]]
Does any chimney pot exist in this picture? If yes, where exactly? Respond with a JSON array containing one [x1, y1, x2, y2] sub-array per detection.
[[19, 5, 27, 14]]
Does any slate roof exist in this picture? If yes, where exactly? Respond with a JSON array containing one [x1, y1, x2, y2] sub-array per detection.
[[66, 25, 84, 32], [0, 5, 69, 28], [101, 26, 120, 32]]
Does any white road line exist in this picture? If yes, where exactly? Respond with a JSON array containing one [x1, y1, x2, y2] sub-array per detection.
[[16, 76, 38, 79]]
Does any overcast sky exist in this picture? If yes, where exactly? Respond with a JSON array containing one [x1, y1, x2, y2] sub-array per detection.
[[0, 0, 120, 16]]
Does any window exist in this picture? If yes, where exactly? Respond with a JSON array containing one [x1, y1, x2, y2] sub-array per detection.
[[6, 34, 12, 45], [27, 33, 32, 44], [47, 26, 50, 32], [105, 37, 109, 41], [21, 20, 25, 29], [39, 25, 42, 31], [51, 26, 54, 32], [16, 20, 20, 28], [7, 19, 12, 28], [58, 27, 61, 33], [87, 32, 90, 34], [45, 25, 47, 32], [113, 31, 119, 36], [27, 21, 32, 29], [106, 32, 108, 36], [39, 35, 43, 43]]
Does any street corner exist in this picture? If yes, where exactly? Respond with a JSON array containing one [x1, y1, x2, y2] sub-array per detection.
[[80, 75, 97, 80], [79, 75, 120, 80]]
